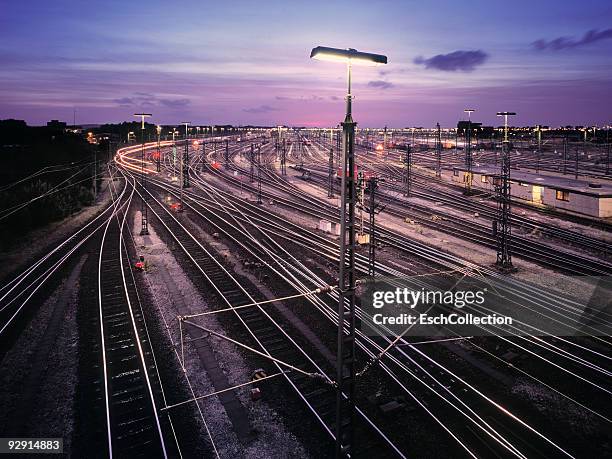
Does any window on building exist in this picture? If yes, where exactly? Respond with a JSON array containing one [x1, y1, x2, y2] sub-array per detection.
[[453, 169, 459, 177], [556, 190, 569, 201], [481, 175, 488, 183]]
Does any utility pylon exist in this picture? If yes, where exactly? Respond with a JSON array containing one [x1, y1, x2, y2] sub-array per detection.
[[493, 131, 497, 166], [495, 111, 516, 271], [536, 125, 542, 174], [575, 147, 579, 180], [281, 139, 287, 175], [403, 145, 411, 197], [328, 148, 334, 198], [365, 177, 383, 277], [436, 122, 442, 178], [224, 139, 229, 167], [383, 125, 387, 157], [250, 144, 255, 182], [336, 80, 357, 459], [606, 127, 610, 175], [201, 141, 206, 171], [156, 125, 162, 172], [182, 122, 190, 188], [300, 139, 304, 168], [257, 146, 262, 204], [563, 133, 568, 175], [464, 109, 475, 194]]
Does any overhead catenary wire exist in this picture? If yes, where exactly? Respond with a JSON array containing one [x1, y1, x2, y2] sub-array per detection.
[[160, 371, 288, 412], [181, 319, 334, 385], [181, 286, 335, 320]]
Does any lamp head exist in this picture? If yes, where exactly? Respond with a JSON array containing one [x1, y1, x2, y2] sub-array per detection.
[[310, 46, 387, 66]]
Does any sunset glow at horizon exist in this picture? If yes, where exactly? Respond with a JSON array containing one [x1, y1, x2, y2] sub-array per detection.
[[1, 0, 611, 127]]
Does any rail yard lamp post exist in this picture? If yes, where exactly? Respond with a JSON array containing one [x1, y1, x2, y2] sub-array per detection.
[[156, 125, 162, 173], [606, 125, 611, 175], [495, 111, 516, 271], [436, 122, 442, 178], [535, 124, 542, 174], [171, 128, 179, 175], [179, 122, 190, 212], [464, 108, 475, 194], [134, 113, 152, 235], [181, 121, 191, 189], [310, 45, 387, 458]]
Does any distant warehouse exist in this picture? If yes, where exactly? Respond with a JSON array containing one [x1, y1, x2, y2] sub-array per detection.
[[446, 166, 612, 219]]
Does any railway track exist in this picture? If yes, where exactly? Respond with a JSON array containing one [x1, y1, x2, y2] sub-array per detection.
[[136, 180, 403, 457], [115, 141, 611, 458], [286, 138, 611, 276], [0, 171, 131, 351], [299, 166, 612, 276], [181, 161, 598, 456], [96, 178, 168, 458]]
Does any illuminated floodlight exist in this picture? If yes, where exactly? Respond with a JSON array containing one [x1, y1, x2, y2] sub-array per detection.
[[310, 46, 387, 66], [497, 112, 517, 142], [133, 113, 152, 129]]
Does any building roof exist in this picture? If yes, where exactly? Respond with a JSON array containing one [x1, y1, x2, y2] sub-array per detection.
[[454, 165, 612, 198]]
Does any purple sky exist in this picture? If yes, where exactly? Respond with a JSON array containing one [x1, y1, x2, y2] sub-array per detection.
[[1, 0, 611, 127]]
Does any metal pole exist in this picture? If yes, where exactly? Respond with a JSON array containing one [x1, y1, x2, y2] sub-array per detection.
[[250, 144, 255, 182], [328, 147, 334, 198], [403, 145, 411, 197], [257, 146, 262, 204], [201, 141, 206, 171], [607, 127, 610, 175], [536, 125, 541, 174], [495, 112, 516, 271], [93, 148, 97, 197], [358, 171, 364, 237], [182, 122, 191, 189], [156, 126, 162, 172], [575, 146, 579, 180], [563, 133, 568, 175], [367, 177, 379, 278], [464, 109, 474, 194], [336, 60, 357, 458], [134, 113, 151, 235], [141, 130, 148, 233], [225, 139, 229, 167], [436, 122, 442, 178], [281, 139, 286, 175]]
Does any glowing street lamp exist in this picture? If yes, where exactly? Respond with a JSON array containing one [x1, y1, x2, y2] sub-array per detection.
[[497, 112, 516, 143], [134, 113, 152, 235], [464, 108, 475, 194], [156, 125, 162, 173], [310, 45, 387, 458], [180, 121, 191, 212]]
